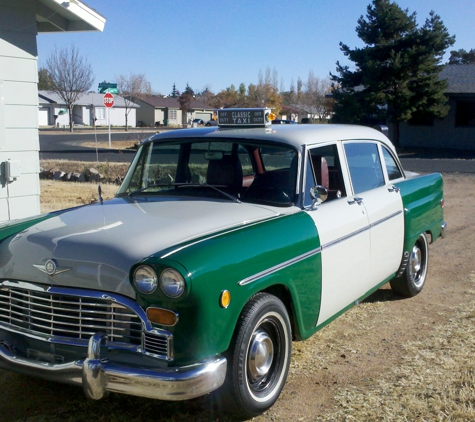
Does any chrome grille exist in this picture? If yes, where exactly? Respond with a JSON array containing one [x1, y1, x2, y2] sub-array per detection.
[[0, 287, 143, 344], [144, 332, 170, 356]]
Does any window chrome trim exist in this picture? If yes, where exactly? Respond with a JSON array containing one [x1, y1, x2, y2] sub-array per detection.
[[238, 247, 322, 286]]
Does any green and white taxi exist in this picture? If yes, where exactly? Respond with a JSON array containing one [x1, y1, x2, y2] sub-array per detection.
[[0, 109, 445, 418]]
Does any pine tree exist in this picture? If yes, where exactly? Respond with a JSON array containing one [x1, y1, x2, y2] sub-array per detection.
[[170, 83, 179, 98], [331, 0, 455, 146], [184, 83, 194, 96], [448, 49, 475, 65]]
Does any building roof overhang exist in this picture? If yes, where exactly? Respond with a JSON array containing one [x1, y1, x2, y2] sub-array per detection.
[[36, 0, 105, 33]]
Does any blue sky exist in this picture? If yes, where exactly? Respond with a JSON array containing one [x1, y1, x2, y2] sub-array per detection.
[[37, 0, 475, 96]]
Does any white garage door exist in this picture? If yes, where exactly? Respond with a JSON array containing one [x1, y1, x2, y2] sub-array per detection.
[[38, 107, 49, 126], [195, 112, 211, 121]]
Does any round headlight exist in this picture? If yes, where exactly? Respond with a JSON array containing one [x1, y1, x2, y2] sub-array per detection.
[[133, 265, 158, 294], [159, 268, 185, 298]]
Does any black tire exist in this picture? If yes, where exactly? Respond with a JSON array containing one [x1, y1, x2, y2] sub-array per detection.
[[218, 293, 292, 418], [390, 233, 429, 297]]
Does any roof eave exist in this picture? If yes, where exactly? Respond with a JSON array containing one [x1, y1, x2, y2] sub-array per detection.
[[37, 0, 106, 33]]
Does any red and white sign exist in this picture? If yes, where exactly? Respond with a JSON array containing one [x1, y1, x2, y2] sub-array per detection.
[[103, 92, 114, 108]]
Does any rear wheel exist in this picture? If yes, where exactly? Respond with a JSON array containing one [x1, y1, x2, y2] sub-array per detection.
[[219, 293, 292, 418], [391, 233, 429, 297]]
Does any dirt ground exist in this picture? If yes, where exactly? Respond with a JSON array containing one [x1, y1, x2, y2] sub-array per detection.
[[1, 173, 474, 421]]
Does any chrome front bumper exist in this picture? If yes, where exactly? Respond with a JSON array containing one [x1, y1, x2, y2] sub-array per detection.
[[0, 332, 227, 401]]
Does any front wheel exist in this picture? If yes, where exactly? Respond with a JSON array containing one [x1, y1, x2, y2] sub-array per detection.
[[219, 293, 292, 418], [391, 233, 429, 297]]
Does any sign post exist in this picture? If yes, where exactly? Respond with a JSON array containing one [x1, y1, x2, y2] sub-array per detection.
[[103, 93, 114, 148]]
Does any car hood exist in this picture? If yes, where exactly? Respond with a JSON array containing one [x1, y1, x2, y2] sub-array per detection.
[[0, 197, 283, 298]]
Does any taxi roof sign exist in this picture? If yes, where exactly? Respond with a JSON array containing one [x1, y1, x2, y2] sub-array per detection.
[[217, 108, 274, 127]]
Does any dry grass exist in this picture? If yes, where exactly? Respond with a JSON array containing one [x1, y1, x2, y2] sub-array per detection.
[[39, 160, 130, 213], [317, 291, 475, 422], [40, 180, 119, 213], [79, 139, 140, 150]]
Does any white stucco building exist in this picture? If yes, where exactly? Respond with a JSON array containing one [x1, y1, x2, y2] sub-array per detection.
[[38, 91, 139, 128], [0, 0, 105, 222]]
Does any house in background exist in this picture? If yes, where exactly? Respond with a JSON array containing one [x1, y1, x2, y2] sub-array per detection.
[[38, 91, 139, 128], [399, 64, 475, 150], [134, 96, 213, 127], [0, 0, 105, 222]]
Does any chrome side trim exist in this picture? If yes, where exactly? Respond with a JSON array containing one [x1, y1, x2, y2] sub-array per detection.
[[322, 210, 402, 251], [369, 210, 402, 229], [0, 333, 227, 402], [321, 225, 370, 250], [237, 210, 402, 286], [238, 247, 322, 286], [161, 215, 282, 259]]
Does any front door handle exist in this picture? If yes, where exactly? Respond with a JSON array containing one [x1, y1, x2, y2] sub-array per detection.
[[388, 185, 400, 193], [347, 196, 363, 205]]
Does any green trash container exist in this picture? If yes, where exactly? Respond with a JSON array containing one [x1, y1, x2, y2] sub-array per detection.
[[164, 119, 169, 127]]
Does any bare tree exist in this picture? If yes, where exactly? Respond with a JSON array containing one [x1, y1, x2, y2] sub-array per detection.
[[116, 73, 152, 131], [304, 72, 333, 123], [45, 45, 94, 132]]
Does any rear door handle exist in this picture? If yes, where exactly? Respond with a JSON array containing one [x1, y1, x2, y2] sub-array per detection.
[[388, 185, 400, 193]]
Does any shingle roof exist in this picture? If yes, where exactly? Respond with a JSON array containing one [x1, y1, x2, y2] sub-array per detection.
[[440, 64, 475, 94], [38, 91, 139, 108], [137, 95, 212, 110]]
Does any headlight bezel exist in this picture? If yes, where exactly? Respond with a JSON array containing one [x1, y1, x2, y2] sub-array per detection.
[[133, 265, 158, 294], [159, 268, 186, 298]]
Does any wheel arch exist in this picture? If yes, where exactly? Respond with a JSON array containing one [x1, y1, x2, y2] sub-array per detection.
[[260, 284, 303, 341]]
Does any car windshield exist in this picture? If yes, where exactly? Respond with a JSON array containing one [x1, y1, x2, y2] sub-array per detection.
[[117, 138, 299, 206]]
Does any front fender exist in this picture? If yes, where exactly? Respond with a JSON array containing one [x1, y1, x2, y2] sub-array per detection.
[[150, 211, 321, 364]]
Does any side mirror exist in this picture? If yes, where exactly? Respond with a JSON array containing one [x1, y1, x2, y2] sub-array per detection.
[[310, 185, 328, 209]]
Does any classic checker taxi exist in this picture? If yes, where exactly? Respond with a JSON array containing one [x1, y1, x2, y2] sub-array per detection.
[[0, 109, 445, 418]]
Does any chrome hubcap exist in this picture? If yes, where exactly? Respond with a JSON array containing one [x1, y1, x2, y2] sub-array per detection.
[[248, 329, 274, 380], [411, 245, 422, 275], [410, 241, 427, 289]]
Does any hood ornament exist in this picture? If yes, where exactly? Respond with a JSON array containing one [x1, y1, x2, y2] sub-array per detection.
[[33, 259, 71, 276]]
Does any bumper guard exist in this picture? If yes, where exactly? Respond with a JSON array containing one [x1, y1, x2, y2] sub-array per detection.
[[0, 332, 227, 401]]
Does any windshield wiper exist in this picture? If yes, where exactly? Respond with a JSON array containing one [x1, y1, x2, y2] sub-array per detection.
[[128, 183, 177, 196], [129, 182, 241, 203], [176, 183, 241, 203]]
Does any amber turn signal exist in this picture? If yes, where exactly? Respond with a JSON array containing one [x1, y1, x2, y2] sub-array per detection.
[[146, 307, 179, 326], [220, 290, 231, 308]]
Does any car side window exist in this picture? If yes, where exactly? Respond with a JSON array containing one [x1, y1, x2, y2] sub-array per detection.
[[382, 146, 403, 181], [344, 142, 385, 194], [305, 144, 346, 207], [238, 145, 254, 176]]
